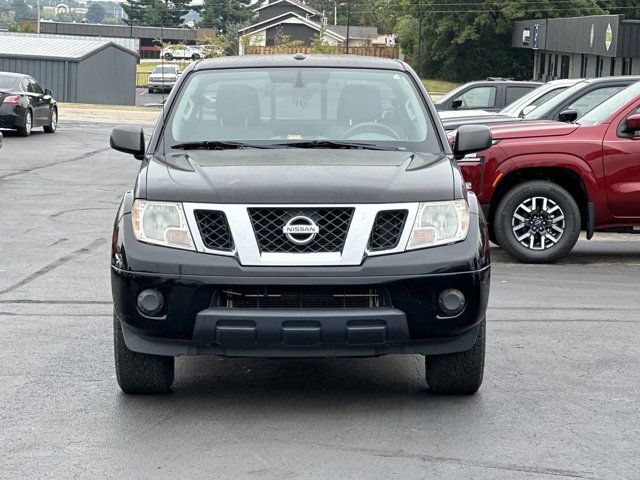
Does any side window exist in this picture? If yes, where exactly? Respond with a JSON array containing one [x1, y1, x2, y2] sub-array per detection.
[[506, 86, 533, 105], [530, 88, 565, 108], [457, 86, 496, 109], [21, 79, 29, 92], [565, 86, 625, 118], [30, 79, 44, 94]]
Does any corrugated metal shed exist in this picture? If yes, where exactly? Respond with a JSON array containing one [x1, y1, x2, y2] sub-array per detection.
[[0, 35, 136, 61], [0, 34, 138, 105]]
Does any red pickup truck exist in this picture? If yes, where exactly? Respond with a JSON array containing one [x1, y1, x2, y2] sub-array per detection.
[[457, 81, 640, 263]]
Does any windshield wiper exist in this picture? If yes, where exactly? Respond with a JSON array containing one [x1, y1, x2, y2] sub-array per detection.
[[269, 140, 402, 151], [170, 141, 276, 150]]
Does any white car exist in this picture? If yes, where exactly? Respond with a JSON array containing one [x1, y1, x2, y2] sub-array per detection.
[[161, 45, 205, 61], [147, 64, 181, 93]]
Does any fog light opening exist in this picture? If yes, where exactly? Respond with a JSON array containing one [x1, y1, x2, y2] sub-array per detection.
[[137, 288, 164, 316], [438, 289, 466, 316]]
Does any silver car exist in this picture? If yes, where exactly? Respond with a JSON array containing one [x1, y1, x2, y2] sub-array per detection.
[[147, 64, 182, 93]]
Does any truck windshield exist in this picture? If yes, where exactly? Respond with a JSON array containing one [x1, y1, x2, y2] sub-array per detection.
[[578, 81, 640, 125], [165, 68, 435, 151]]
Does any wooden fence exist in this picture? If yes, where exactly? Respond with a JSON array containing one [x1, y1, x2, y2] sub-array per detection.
[[245, 46, 400, 59]]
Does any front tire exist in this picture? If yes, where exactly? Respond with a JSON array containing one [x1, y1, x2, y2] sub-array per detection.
[[494, 180, 580, 263], [17, 109, 32, 136], [44, 108, 57, 133], [114, 313, 174, 394], [425, 318, 485, 394]]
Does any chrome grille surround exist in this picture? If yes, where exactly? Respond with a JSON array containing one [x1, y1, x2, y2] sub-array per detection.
[[183, 203, 420, 267]]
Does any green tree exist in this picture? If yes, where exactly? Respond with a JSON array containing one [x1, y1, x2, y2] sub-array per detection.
[[122, 0, 191, 27], [399, 0, 606, 82], [199, 0, 252, 32], [221, 21, 249, 55], [87, 2, 105, 23], [11, 0, 34, 20]]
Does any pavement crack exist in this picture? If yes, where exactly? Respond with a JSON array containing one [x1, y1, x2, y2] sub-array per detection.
[[0, 147, 110, 180], [284, 441, 600, 479], [0, 238, 107, 296]]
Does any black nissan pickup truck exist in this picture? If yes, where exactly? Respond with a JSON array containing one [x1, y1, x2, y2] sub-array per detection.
[[110, 55, 492, 395]]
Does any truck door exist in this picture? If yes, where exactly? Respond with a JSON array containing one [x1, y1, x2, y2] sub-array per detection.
[[603, 104, 640, 218]]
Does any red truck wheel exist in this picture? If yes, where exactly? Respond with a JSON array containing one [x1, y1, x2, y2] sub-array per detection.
[[494, 180, 581, 263]]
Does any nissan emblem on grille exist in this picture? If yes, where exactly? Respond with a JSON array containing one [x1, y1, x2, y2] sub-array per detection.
[[283, 216, 320, 245]]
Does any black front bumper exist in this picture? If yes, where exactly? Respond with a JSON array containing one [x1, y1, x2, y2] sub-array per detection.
[[111, 198, 490, 357]]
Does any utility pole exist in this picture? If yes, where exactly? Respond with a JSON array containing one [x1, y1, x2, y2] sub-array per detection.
[[417, 0, 424, 78], [36, 0, 40, 33], [345, 0, 351, 54], [334, 1, 337, 26]]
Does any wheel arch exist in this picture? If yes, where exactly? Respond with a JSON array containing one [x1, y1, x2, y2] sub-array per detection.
[[489, 165, 592, 231]]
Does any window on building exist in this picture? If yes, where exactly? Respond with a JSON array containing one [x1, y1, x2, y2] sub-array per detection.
[[610, 58, 616, 76], [540, 52, 546, 75], [580, 54, 588, 78], [561, 55, 570, 78]]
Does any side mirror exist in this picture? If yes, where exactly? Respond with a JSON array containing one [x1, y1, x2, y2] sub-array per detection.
[[451, 98, 463, 109], [520, 104, 537, 117], [44, 88, 52, 95], [558, 109, 578, 123], [110, 125, 145, 160], [453, 125, 492, 159], [623, 113, 640, 134]]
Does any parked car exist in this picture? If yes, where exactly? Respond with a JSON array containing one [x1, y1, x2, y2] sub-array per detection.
[[455, 81, 640, 263], [439, 79, 579, 125], [434, 78, 542, 112], [442, 76, 640, 131], [109, 55, 492, 395], [147, 64, 182, 93], [161, 45, 205, 61], [0, 72, 57, 136]]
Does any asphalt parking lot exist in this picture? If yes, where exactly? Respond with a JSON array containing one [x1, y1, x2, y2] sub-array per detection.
[[136, 87, 170, 107], [1, 121, 639, 479]]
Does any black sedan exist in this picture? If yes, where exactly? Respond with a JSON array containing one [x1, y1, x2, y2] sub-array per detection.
[[0, 72, 57, 136]]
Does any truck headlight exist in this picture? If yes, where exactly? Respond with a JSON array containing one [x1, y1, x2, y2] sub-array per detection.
[[407, 200, 470, 249], [132, 200, 195, 250]]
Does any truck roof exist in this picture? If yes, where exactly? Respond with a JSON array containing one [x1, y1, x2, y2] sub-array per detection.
[[195, 54, 407, 71]]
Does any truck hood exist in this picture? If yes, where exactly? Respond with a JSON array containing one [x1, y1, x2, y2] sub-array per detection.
[[144, 149, 455, 204], [489, 120, 579, 140]]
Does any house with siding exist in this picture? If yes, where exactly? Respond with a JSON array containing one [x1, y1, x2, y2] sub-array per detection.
[[239, 0, 378, 53]]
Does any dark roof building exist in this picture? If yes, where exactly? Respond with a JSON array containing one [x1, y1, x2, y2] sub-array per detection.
[[512, 14, 640, 80], [240, 0, 378, 52], [0, 34, 138, 105]]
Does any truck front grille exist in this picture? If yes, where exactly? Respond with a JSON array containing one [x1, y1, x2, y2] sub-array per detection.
[[368, 209, 408, 252], [248, 207, 354, 253], [194, 210, 234, 251], [219, 286, 382, 309]]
